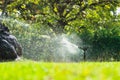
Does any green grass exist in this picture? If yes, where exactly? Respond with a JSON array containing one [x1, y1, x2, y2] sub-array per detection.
[[0, 61, 120, 80]]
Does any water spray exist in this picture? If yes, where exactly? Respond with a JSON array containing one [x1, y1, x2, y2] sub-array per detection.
[[0, 16, 86, 62]]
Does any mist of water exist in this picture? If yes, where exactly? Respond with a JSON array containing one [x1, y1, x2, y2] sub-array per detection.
[[51, 34, 84, 62], [61, 37, 79, 54], [0, 17, 30, 28], [0, 16, 84, 62]]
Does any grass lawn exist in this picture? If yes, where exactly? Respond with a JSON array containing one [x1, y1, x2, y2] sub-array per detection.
[[0, 61, 119, 80]]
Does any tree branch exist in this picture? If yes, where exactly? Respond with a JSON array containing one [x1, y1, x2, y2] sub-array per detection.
[[1, 0, 8, 16]]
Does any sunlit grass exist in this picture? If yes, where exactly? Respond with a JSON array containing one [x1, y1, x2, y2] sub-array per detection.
[[0, 61, 120, 80]]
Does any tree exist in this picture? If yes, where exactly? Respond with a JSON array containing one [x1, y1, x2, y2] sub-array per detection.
[[0, 0, 120, 61]]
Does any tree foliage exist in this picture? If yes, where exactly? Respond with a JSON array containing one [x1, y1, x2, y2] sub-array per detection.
[[0, 0, 119, 33]]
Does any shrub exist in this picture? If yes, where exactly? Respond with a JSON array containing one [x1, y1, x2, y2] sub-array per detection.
[[91, 27, 120, 61]]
